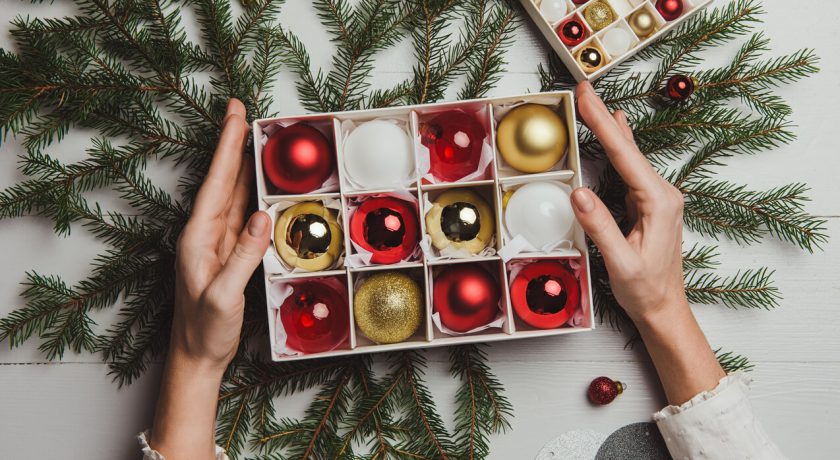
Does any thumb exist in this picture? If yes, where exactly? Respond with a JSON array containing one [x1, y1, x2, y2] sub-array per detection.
[[570, 188, 632, 264], [214, 211, 272, 294]]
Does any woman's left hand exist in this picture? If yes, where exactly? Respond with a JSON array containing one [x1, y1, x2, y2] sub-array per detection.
[[171, 98, 271, 374]]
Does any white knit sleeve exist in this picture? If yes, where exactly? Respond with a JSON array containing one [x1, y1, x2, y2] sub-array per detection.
[[653, 372, 786, 460], [137, 431, 229, 460]]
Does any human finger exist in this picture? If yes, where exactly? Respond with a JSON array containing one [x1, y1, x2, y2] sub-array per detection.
[[212, 212, 271, 295], [576, 82, 660, 191], [193, 99, 250, 219], [570, 187, 634, 264], [613, 110, 635, 141]]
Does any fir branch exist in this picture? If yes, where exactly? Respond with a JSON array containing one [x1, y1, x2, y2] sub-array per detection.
[[715, 349, 755, 373], [685, 267, 780, 309], [682, 244, 720, 271]]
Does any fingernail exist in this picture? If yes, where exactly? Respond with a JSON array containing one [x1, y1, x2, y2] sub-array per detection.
[[572, 189, 595, 213], [248, 212, 269, 237], [226, 98, 237, 113]]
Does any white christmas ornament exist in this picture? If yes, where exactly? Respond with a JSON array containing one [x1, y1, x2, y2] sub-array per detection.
[[601, 27, 633, 56], [505, 181, 574, 249], [343, 120, 414, 189], [539, 0, 568, 23]]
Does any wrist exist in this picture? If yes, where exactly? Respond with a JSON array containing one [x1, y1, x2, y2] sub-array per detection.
[[632, 295, 692, 334], [166, 345, 228, 382]]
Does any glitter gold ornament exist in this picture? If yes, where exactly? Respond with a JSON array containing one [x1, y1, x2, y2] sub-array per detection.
[[496, 104, 568, 173], [576, 46, 605, 73], [275, 202, 343, 271], [354, 272, 423, 344], [628, 10, 657, 38], [583, 1, 615, 31], [425, 189, 495, 255]]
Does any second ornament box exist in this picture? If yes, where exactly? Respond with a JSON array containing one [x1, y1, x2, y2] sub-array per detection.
[[254, 92, 595, 361]]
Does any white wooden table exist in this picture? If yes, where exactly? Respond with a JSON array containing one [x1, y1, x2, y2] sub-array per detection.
[[1, 1, 838, 459]]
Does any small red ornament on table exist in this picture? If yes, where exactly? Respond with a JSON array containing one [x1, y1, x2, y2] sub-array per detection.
[[556, 16, 588, 47], [280, 280, 349, 354], [656, 0, 684, 21], [420, 110, 486, 183], [349, 197, 419, 265], [666, 74, 696, 101], [262, 124, 334, 194], [588, 376, 625, 405], [434, 264, 501, 332], [510, 260, 580, 329]]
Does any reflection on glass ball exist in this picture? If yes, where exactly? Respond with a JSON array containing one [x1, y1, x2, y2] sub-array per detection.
[[364, 208, 406, 250], [525, 275, 568, 314], [441, 202, 481, 242], [287, 214, 331, 259]]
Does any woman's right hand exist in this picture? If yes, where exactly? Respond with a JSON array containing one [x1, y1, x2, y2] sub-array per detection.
[[570, 82, 725, 405], [570, 82, 689, 325]]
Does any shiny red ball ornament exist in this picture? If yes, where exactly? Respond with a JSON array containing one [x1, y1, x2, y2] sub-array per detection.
[[656, 0, 684, 21], [434, 264, 500, 332], [349, 197, 420, 264], [510, 260, 580, 329], [262, 124, 334, 194], [420, 110, 486, 182], [557, 17, 588, 47], [572, 0, 587, 4], [666, 74, 696, 101], [280, 280, 349, 353], [588, 376, 625, 405]]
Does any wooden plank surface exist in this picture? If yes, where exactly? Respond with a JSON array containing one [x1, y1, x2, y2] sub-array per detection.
[[1, 1, 838, 459]]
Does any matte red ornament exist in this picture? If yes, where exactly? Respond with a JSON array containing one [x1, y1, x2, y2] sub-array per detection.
[[510, 260, 580, 329], [280, 280, 349, 354], [262, 124, 334, 194], [588, 376, 625, 405], [434, 264, 500, 332], [349, 197, 419, 264], [557, 17, 588, 47], [666, 74, 695, 101], [656, 0, 684, 21], [420, 110, 486, 182]]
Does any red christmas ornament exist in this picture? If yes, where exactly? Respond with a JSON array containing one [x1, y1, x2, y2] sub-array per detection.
[[280, 280, 349, 354], [349, 197, 419, 264], [420, 110, 486, 182], [656, 0, 684, 21], [262, 124, 334, 194], [571, 0, 587, 4], [434, 264, 500, 332], [510, 260, 580, 329], [557, 17, 588, 47], [588, 376, 625, 405], [666, 74, 696, 101]]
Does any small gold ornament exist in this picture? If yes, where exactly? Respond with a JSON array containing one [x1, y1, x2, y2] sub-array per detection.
[[425, 189, 495, 255], [583, 1, 615, 31], [576, 46, 605, 73], [354, 272, 423, 344], [629, 9, 657, 38], [496, 104, 568, 173], [275, 202, 343, 271]]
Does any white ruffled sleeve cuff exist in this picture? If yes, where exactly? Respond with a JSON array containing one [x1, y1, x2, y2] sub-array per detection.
[[137, 431, 229, 460], [653, 372, 786, 460]]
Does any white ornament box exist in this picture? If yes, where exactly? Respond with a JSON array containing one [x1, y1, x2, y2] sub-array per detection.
[[253, 92, 595, 362], [523, 0, 713, 81]]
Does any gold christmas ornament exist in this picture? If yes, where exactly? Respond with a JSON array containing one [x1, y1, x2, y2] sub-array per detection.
[[577, 46, 606, 73], [425, 189, 495, 255], [496, 103, 568, 173], [583, 1, 615, 31], [354, 272, 423, 344], [275, 202, 343, 271], [629, 9, 657, 38]]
